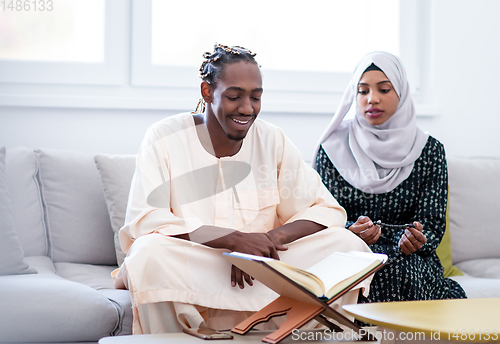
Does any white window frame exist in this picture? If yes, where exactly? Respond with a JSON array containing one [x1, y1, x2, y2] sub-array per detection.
[[0, 0, 437, 115]]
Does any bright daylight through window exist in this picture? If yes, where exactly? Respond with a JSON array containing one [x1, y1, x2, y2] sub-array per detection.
[[0, 0, 105, 62], [151, 0, 399, 73], [0, 0, 413, 112]]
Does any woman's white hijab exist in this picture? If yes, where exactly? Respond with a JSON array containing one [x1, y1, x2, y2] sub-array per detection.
[[312, 51, 428, 194]]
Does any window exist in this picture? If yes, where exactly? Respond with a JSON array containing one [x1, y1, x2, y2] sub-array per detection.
[[151, 0, 399, 74], [0, 0, 104, 62], [132, 0, 426, 113], [0, 0, 432, 114], [0, 0, 125, 85], [134, 0, 402, 93]]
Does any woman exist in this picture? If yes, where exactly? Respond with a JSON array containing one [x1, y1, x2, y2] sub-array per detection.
[[312, 51, 466, 302]]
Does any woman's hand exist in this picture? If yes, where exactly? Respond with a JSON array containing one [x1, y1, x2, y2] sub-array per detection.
[[348, 216, 381, 245], [398, 221, 427, 255]]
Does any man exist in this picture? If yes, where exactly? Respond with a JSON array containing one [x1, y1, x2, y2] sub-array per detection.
[[114, 44, 371, 334]]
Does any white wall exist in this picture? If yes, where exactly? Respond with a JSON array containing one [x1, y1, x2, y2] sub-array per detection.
[[415, 0, 500, 158], [0, 106, 171, 155], [0, 0, 499, 159]]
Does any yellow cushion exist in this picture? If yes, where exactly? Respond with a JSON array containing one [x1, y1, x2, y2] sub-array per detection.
[[436, 192, 463, 278]]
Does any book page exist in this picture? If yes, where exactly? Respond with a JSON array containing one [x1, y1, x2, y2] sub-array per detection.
[[344, 251, 388, 263], [223, 252, 327, 304], [224, 251, 385, 300], [305, 252, 380, 295], [267, 260, 325, 297]]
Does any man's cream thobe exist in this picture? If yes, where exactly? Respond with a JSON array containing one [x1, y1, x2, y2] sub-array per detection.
[[116, 113, 372, 334]]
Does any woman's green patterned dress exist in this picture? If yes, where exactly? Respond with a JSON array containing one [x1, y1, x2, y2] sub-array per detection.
[[315, 136, 466, 302]]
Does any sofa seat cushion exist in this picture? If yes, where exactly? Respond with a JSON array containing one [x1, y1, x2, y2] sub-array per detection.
[[450, 275, 500, 299], [99, 289, 133, 336], [37, 148, 116, 265], [0, 273, 120, 343], [24, 255, 57, 275], [455, 258, 500, 279], [55, 262, 116, 290], [54, 262, 133, 336]]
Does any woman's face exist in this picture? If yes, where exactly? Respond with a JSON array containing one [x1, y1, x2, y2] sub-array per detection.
[[356, 70, 399, 126]]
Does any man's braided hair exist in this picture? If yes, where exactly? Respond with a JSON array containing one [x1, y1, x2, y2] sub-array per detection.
[[199, 43, 258, 86], [193, 43, 258, 114]]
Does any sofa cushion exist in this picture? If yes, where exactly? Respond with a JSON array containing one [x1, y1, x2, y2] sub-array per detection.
[[449, 275, 500, 299], [23, 258, 132, 337], [6, 147, 47, 257], [37, 148, 116, 265], [447, 157, 500, 264], [24, 255, 57, 275], [99, 288, 133, 336], [436, 223, 463, 278], [0, 147, 37, 276], [54, 262, 133, 336], [0, 273, 120, 342], [435, 191, 463, 277], [55, 262, 116, 290], [455, 258, 500, 279], [94, 154, 137, 266]]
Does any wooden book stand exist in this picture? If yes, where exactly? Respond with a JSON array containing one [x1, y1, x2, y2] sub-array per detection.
[[223, 252, 385, 343], [232, 294, 372, 344]]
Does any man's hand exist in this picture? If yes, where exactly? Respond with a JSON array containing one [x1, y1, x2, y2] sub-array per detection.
[[175, 220, 324, 289], [398, 221, 427, 255], [226, 232, 287, 289], [348, 216, 381, 245]]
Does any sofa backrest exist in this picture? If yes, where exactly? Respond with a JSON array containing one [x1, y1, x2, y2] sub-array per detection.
[[5, 147, 47, 257], [6, 147, 117, 265], [94, 154, 137, 266], [448, 156, 500, 264], [37, 148, 117, 265], [7, 146, 499, 268]]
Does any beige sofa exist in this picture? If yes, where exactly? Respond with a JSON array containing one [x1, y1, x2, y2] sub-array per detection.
[[445, 157, 500, 297], [0, 147, 499, 343]]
